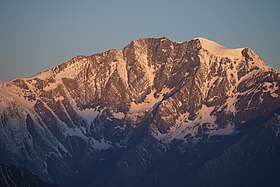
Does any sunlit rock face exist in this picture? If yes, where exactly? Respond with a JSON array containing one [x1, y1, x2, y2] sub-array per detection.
[[0, 37, 279, 186]]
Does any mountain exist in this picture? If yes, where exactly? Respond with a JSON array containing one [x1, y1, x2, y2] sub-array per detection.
[[0, 164, 59, 187], [0, 37, 279, 187]]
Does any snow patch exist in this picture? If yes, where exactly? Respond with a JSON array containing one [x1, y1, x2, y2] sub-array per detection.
[[112, 112, 125, 119], [54, 95, 64, 101], [134, 41, 155, 86], [116, 58, 128, 86], [43, 58, 93, 91], [196, 37, 244, 59], [0, 86, 35, 112], [34, 70, 53, 80], [154, 105, 217, 142], [129, 88, 171, 113], [90, 138, 112, 150], [271, 93, 278, 98], [44, 83, 58, 91], [209, 124, 235, 136], [77, 108, 99, 123], [225, 96, 237, 114], [66, 127, 87, 140], [262, 82, 279, 98]]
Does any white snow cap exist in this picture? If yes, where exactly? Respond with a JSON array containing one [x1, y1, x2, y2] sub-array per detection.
[[195, 37, 245, 59]]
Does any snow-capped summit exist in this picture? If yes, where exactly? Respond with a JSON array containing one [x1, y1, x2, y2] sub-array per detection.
[[195, 37, 245, 59], [194, 37, 271, 72]]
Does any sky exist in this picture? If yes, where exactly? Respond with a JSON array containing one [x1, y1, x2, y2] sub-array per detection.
[[0, 0, 279, 81]]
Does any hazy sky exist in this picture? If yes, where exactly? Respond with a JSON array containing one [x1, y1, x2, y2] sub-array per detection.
[[0, 0, 279, 81]]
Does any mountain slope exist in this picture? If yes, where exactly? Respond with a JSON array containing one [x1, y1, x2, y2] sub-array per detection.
[[0, 164, 59, 187], [0, 37, 279, 186], [195, 112, 280, 187]]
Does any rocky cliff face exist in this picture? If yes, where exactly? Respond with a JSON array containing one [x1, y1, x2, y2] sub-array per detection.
[[0, 37, 279, 186]]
